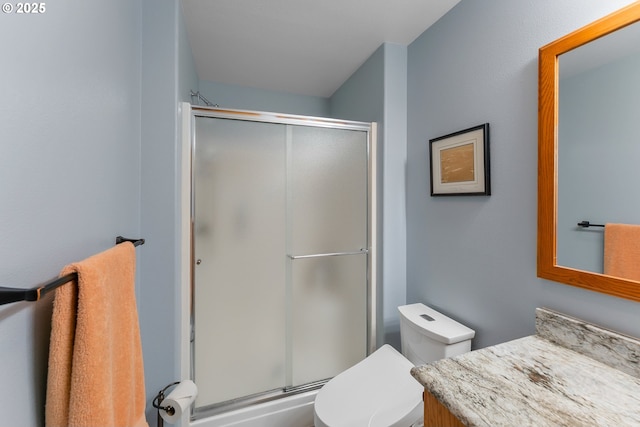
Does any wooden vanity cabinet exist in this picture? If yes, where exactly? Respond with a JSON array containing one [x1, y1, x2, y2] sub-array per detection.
[[423, 390, 466, 427]]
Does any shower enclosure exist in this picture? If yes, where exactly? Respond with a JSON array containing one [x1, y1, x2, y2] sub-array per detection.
[[185, 106, 377, 419]]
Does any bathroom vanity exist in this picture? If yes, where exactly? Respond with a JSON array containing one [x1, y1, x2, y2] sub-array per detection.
[[411, 308, 640, 426]]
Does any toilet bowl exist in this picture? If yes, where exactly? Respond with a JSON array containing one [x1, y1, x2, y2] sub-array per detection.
[[314, 303, 475, 427], [314, 344, 422, 427]]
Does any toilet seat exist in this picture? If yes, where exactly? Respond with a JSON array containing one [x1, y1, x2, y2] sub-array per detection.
[[314, 345, 423, 427]]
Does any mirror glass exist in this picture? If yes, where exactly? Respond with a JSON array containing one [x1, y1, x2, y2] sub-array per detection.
[[538, 2, 640, 302], [556, 21, 640, 275]]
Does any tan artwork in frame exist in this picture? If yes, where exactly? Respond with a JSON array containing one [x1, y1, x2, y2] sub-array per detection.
[[429, 124, 490, 196]]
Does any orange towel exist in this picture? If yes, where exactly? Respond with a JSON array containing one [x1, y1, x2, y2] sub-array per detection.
[[604, 223, 640, 282], [45, 242, 148, 427]]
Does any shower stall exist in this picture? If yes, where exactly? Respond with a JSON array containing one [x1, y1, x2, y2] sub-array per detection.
[[180, 105, 377, 424]]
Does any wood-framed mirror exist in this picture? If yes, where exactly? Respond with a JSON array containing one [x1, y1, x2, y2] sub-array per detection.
[[538, 1, 640, 302]]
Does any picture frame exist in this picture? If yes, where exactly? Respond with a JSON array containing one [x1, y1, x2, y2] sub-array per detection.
[[429, 123, 490, 196]]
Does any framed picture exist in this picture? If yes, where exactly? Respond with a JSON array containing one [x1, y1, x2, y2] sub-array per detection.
[[429, 123, 490, 196]]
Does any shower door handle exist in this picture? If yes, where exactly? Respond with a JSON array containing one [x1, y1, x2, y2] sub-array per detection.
[[288, 249, 368, 260]]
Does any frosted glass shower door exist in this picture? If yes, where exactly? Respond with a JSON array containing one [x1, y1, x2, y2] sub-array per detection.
[[192, 118, 287, 407], [288, 126, 369, 387], [190, 113, 372, 414]]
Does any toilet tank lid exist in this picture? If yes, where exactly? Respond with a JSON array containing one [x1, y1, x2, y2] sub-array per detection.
[[398, 303, 475, 344]]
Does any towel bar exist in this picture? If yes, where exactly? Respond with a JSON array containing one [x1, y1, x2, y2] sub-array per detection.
[[577, 220, 604, 228], [288, 249, 369, 260], [0, 236, 145, 306]]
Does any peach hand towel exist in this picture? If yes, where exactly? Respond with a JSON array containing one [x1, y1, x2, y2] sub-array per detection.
[[604, 223, 640, 282], [46, 242, 148, 427]]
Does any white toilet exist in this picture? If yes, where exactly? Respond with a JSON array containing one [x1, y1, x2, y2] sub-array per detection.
[[313, 303, 475, 427]]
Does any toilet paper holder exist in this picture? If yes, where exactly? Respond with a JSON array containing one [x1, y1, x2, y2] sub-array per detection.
[[152, 379, 199, 427], [152, 381, 181, 427]]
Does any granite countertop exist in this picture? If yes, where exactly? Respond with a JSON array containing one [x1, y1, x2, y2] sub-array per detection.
[[411, 308, 640, 427]]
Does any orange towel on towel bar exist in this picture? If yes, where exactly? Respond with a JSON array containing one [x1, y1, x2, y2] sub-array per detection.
[[604, 223, 640, 282], [45, 242, 148, 427]]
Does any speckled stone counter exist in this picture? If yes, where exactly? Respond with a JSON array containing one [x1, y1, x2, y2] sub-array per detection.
[[411, 308, 640, 427]]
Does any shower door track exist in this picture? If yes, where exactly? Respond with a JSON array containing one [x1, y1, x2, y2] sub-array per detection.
[[193, 379, 329, 419]]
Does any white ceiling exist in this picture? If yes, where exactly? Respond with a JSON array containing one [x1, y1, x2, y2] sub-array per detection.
[[181, 0, 461, 98]]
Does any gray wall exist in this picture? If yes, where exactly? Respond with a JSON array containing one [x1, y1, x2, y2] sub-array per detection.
[[198, 80, 330, 117], [0, 0, 198, 424], [140, 0, 198, 423], [407, 0, 640, 350], [0, 0, 142, 424]]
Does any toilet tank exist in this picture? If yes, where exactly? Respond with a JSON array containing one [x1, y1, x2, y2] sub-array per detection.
[[398, 303, 475, 365]]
